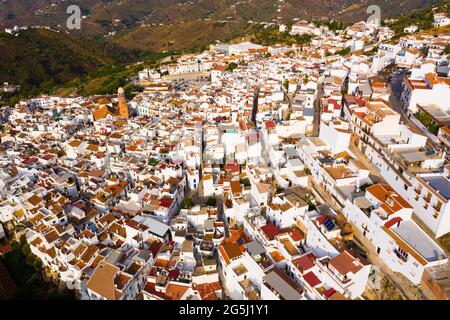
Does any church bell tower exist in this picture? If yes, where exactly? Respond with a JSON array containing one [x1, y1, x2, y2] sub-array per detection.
[[118, 87, 129, 120]]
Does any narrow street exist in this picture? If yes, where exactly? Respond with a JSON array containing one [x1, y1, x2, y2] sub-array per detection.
[[348, 143, 383, 184], [388, 70, 409, 122], [311, 82, 323, 137]]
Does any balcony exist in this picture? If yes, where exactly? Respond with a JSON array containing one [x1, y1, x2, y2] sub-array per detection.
[[394, 250, 408, 263], [433, 211, 440, 219], [432, 203, 442, 212]]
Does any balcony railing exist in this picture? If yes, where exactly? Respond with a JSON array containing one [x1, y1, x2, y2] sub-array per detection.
[[394, 250, 408, 263]]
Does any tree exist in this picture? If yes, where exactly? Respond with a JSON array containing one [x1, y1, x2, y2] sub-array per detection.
[[10, 240, 20, 250], [148, 158, 159, 166], [26, 254, 35, 266], [240, 178, 251, 187], [33, 257, 42, 271], [294, 34, 313, 45], [336, 47, 351, 56], [207, 197, 217, 207], [226, 63, 238, 72], [183, 197, 193, 209], [303, 74, 309, 85], [19, 234, 28, 246], [22, 244, 31, 256], [445, 44, 450, 55]]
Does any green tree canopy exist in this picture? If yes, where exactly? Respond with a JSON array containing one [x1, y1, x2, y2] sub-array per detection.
[[207, 197, 217, 207]]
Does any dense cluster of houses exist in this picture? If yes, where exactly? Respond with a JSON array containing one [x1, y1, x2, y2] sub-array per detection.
[[1, 13, 450, 300]]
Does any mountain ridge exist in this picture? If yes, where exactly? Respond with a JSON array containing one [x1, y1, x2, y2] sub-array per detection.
[[0, 0, 441, 30]]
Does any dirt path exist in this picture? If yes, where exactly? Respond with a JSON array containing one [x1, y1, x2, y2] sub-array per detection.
[[350, 221, 436, 300], [309, 175, 437, 299]]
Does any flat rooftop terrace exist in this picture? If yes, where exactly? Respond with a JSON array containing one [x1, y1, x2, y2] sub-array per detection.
[[392, 220, 447, 263]]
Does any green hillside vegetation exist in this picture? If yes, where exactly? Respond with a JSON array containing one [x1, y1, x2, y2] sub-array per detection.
[[0, 28, 142, 104], [1, 1, 449, 106], [1, 0, 441, 32], [58, 51, 175, 97], [313, 20, 347, 32], [386, 0, 450, 37], [1, 235, 74, 300], [245, 24, 314, 47], [115, 18, 245, 52]]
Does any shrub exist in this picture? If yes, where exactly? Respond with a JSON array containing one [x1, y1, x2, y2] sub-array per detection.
[[22, 244, 31, 256], [226, 63, 238, 72], [207, 197, 217, 207], [19, 234, 28, 246], [33, 257, 42, 271], [240, 178, 251, 187], [183, 197, 193, 209], [26, 254, 35, 266], [336, 47, 351, 56], [10, 240, 20, 250]]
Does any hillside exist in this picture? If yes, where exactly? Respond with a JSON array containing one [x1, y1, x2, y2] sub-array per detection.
[[385, 0, 450, 36], [1, 0, 441, 28], [110, 0, 444, 51], [1, 0, 448, 103], [0, 28, 142, 101]]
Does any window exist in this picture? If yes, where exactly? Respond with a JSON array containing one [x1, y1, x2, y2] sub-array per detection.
[[396, 247, 409, 260], [434, 201, 442, 212]]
